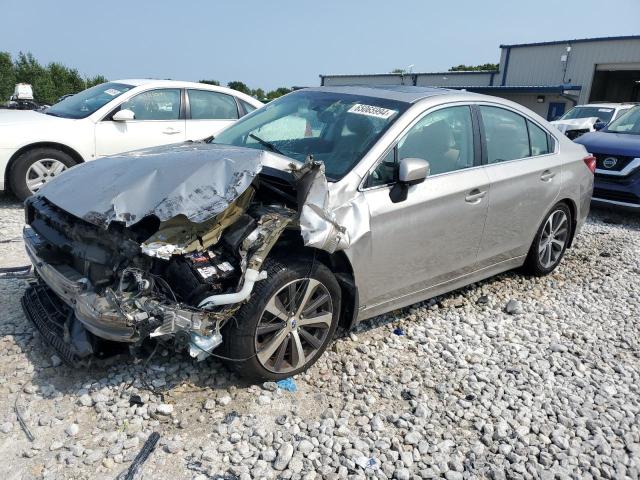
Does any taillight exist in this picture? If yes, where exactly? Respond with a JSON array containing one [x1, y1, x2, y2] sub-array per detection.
[[583, 154, 596, 174]]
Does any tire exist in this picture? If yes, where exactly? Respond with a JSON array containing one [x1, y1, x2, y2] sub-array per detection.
[[523, 202, 572, 276], [9, 148, 77, 201], [221, 255, 341, 381]]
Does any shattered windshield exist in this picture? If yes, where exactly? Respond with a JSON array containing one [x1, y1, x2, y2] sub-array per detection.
[[46, 82, 134, 119], [212, 90, 408, 180], [559, 106, 615, 123]]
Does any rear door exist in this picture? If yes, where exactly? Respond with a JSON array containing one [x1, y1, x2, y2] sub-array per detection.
[[95, 88, 185, 156], [475, 104, 561, 268], [185, 89, 240, 140]]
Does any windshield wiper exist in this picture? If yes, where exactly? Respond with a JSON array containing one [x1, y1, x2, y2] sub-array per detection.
[[249, 133, 284, 155], [44, 111, 63, 117]]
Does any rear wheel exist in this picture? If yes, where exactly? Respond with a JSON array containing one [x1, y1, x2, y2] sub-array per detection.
[[523, 203, 572, 276], [222, 256, 341, 381], [9, 148, 77, 200]]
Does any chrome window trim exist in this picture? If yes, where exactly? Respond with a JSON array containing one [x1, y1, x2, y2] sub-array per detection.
[[359, 100, 561, 192]]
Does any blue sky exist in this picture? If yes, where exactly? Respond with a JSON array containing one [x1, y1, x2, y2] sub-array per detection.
[[2, 0, 639, 91]]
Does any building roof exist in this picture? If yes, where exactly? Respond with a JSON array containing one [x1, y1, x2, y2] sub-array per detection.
[[500, 35, 640, 49], [319, 70, 498, 78], [442, 85, 582, 94], [305, 85, 462, 103]]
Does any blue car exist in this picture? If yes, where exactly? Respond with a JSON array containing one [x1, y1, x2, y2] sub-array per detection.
[[575, 106, 640, 210]]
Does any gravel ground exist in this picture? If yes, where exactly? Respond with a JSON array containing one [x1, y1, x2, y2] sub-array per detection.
[[0, 192, 639, 480]]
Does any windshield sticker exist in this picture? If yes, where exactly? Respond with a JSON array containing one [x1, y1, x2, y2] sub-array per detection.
[[104, 88, 121, 96], [598, 108, 613, 112], [348, 104, 397, 119]]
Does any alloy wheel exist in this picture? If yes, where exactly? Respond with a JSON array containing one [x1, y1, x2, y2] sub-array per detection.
[[255, 278, 334, 374], [538, 209, 569, 269], [26, 159, 67, 193]]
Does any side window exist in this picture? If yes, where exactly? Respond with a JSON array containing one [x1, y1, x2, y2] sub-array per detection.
[[613, 108, 629, 120], [397, 105, 474, 176], [528, 120, 551, 156], [367, 148, 396, 188], [187, 89, 239, 120], [119, 89, 181, 120], [239, 99, 257, 115], [480, 106, 530, 163]]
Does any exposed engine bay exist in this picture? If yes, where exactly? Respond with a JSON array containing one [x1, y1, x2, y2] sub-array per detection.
[[21, 143, 366, 365]]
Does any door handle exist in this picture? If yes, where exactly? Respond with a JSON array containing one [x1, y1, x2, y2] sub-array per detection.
[[465, 189, 487, 203], [163, 128, 181, 135], [540, 170, 556, 182]]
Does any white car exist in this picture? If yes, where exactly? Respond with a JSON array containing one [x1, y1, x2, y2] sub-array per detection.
[[0, 79, 263, 200], [551, 103, 636, 140]]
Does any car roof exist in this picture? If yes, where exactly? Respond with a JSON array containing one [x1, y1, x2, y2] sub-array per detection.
[[111, 79, 262, 104], [303, 85, 471, 103]]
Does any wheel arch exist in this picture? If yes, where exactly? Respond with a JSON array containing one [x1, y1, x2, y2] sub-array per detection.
[[270, 232, 359, 334], [5, 142, 85, 194], [557, 197, 578, 248]]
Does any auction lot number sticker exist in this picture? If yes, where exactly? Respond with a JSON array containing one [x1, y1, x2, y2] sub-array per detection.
[[348, 104, 397, 119]]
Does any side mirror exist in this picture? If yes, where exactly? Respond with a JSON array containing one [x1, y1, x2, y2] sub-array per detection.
[[593, 121, 606, 131], [398, 157, 430, 185], [113, 109, 135, 121]]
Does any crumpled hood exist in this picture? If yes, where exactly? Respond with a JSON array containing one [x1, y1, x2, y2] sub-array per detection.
[[36, 142, 299, 228], [550, 117, 598, 133]]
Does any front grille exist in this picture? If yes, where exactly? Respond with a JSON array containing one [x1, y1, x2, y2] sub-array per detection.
[[592, 188, 640, 204], [594, 154, 634, 172], [22, 285, 82, 367]]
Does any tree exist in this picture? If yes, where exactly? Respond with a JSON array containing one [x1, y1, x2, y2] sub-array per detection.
[[265, 87, 292, 101], [48, 62, 85, 101], [0, 52, 15, 101], [85, 75, 108, 88], [390, 68, 407, 74], [252, 88, 265, 100], [199, 79, 220, 86], [449, 63, 498, 72], [227, 81, 251, 95], [0, 52, 108, 104]]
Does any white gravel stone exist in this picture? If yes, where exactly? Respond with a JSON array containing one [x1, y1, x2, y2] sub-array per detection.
[[65, 424, 79, 436], [155, 404, 174, 415], [0, 197, 638, 479], [273, 443, 294, 470]]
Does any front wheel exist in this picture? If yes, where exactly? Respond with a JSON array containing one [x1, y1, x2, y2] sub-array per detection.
[[221, 256, 341, 381], [523, 203, 572, 276]]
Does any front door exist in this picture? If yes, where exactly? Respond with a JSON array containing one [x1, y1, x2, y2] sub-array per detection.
[[95, 88, 186, 157], [360, 105, 490, 309], [476, 105, 561, 268]]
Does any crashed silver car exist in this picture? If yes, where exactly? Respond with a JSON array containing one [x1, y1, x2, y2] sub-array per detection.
[[22, 86, 594, 380]]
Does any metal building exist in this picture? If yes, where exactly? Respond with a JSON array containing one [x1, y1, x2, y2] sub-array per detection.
[[320, 35, 640, 120]]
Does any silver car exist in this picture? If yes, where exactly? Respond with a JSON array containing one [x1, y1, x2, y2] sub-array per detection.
[[21, 86, 594, 380]]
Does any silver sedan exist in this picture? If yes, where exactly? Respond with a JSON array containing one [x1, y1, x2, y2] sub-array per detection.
[[22, 86, 594, 380]]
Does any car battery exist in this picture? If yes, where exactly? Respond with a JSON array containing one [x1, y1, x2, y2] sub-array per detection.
[[184, 250, 236, 284]]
